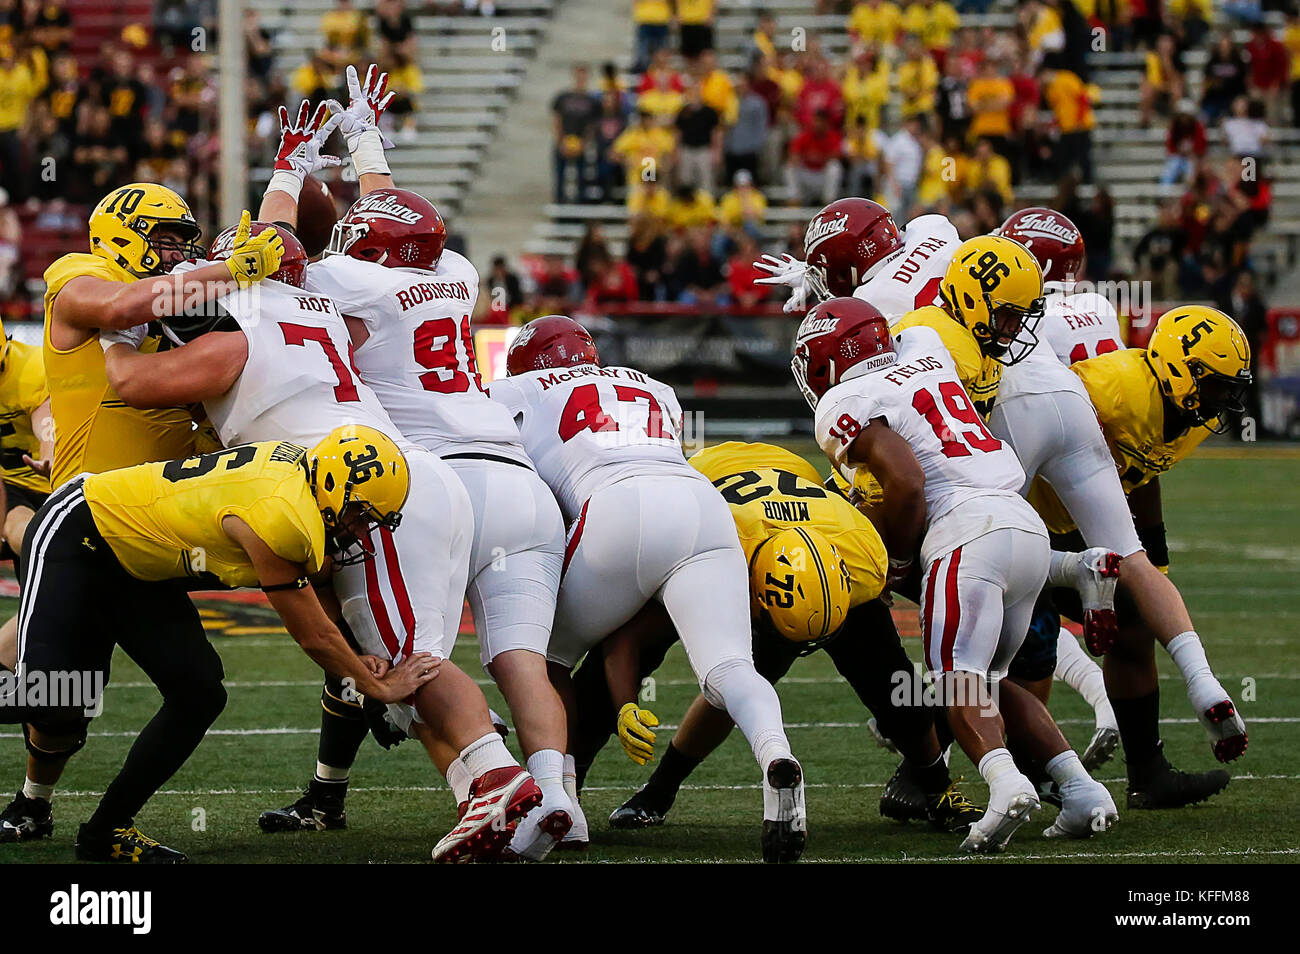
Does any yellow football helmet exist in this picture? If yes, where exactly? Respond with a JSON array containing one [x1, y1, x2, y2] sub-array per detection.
[[88, 182, 202, 277], [308, 425, 410, 566], [750, 527, 851, 651], [1146, 305, 1252, 433], [940, 235, 1045, 365]]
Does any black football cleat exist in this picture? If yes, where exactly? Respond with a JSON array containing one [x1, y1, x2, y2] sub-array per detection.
[[925, 779, 985, 834], [75, 823, 187, 863], [879, 760, 930, 823], [0, 791, 53, 843], [1126, 744, 1230, 810], [609, 787, 672, 829], [258, 786, 347, 833], [761, 758, 807, 864]]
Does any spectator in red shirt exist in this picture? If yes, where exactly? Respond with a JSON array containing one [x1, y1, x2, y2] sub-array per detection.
[[785, 110, 844, 205], [637, 46, 684, 95], [1160, 99, 1207, 184], [1244, 23, 1288, 121], [794, 57, 845, 131], [726, 234, 767, 307], [584, 250, 641, 306]]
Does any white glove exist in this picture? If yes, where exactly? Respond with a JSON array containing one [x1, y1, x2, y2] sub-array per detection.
[[268, 100, 343, 201], [753, 253, 810, 314], [100, 323, 149, 352], [326, 64, 396, 176]]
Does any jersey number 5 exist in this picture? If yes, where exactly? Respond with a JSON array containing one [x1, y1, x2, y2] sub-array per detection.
[[912, 381, 1002, 458]]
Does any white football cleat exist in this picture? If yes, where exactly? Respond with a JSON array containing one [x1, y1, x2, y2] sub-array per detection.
[[1044, 776, 1118, 839], [961, 773, 1039, 853], [1065, 548, 1122, 655], [555, 773, 589, 852], [1197, 697, 1249, 763], [1081, 726, 1121, 772], [506, 789, 573, 862]]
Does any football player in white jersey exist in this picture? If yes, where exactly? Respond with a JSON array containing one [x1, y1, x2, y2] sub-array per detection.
[[255, 69, 576, 860], [98, 106, 543, 864], [491, 315, 808, 863], [753, 197, 960, 319], [799, 297, 1117, 853], [990, 208, 1247, 808]]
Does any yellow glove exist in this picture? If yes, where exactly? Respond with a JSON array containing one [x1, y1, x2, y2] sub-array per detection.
[[617, 702, 659, 765], [223, 210, 284, 288]]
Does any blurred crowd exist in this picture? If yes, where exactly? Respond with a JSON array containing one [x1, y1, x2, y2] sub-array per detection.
[[531, 0, 1297, 317]]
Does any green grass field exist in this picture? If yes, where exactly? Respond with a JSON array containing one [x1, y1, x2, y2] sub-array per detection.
[[1, 446, 1298, 864]]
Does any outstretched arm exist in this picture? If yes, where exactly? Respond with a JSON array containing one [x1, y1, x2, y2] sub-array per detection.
[[104, 331, 249, 408], [326, 64, 396, 195], [222, 514, 438, 703]]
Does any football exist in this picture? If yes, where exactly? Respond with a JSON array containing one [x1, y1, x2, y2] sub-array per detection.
[[295, 174, 338, 258]]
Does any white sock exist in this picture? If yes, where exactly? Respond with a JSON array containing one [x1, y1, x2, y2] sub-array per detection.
[[445, 757, 472, 805], [1054, 629, 1117, 731], [561, 753, 579, 799], [977, 748, 1019, 788], [22, 777, 54, 802], [315, 761, 350, 783], [459, 732, 517, 779], [1166, 631, 1227, 710], [526, 748, 567, 802], [1046, 550, 1083, 587], [1045, 749, 1089, 788], [704, 659, 792, 769]]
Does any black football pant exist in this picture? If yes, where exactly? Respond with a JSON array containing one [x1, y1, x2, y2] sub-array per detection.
[[7, 479, 227, 831], [569, 599, 940, 789]]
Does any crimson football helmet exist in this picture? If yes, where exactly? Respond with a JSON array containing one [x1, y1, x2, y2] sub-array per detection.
[[507, 315, 600, 376], [803, 198, 902, 300], [995, 207, 1086, 283], [324, 188, 447, 270], [791, 297, 895, 409], [210, 220, 308, 288]]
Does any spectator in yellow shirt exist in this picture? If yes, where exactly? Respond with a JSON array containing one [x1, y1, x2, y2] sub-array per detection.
[[638, 69, 685, 124], [897, 36, 940, 118], [634, 0, 673, 72], [627, 178, 671, 222], [678, 0, 716, 62], [847, 0, 903, 47], [1166, 0, 1212, 48], [903, 0, 961, 54], [964, 137, 1013, 205], [918, 135, 962, 205], [1286, 9, 1300, 127], [965, 58, 1014, 151], [1043, 67, 1098, 182], [843, 47, 891, 130], [695, 50, 739, 125], [612, 110, 678, 187], [379, 48, 423, 142], [751, 11, 778, 63], [0, 43, 47, 201], [291, 50, 337, 101], [769, 51, 804, 108], [668, 185, 717, 228], [844, 117, 891, 198], [716, 169, 767, 231], [320, 0, 368, 69]]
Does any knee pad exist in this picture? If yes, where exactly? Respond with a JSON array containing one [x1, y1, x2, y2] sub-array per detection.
[[23, 719, 88, 763], [1008, 595, 1062, 682], [701, 657, 751, 710]]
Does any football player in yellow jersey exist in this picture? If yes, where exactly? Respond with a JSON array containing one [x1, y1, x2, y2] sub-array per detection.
[[1023, 306, 1251, 808], [568, 442, 983, 835], [42, 183, 285, 491], [0, 426, 433, 863], [0, 323, 55, 681]]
